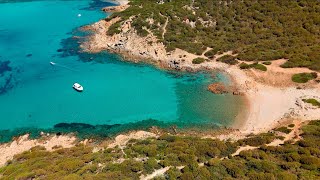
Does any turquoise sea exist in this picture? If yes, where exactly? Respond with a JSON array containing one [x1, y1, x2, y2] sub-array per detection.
[[0, 0, 244, 142]]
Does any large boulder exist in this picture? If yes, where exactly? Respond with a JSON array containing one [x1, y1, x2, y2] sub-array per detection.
[[207, 83, 229, 94]]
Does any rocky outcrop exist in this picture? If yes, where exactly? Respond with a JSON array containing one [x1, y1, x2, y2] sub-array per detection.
[[208, 83, 229, 94], [102, 5, 129, 12]]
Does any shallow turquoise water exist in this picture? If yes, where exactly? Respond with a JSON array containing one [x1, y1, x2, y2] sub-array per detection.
[[0, 0, 244, 140]]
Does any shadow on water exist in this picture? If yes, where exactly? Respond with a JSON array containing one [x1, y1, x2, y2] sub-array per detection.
[[0, 60, 18, 95], [0, 119, 222, 143]]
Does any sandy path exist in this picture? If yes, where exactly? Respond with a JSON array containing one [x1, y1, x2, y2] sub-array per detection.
[[162, 16, 168, 39], [231, 145, 258, 156], [232, 120, 304, 156], [141, 167, 170, 180]]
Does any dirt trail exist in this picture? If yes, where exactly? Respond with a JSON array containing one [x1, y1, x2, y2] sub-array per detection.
[[232, 120, 303, 157], [162, 17, 168, 39], [141, 167, 171, 180]]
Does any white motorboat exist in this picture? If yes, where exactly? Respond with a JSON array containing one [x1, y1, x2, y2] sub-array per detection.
[[50, 61, 56, 66], [73, 83, 83, 92]]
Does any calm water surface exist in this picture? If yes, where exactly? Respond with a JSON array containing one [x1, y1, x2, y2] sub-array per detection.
[[0, 0, 244, 140]]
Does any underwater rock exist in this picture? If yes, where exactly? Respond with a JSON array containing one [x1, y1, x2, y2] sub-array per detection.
[[26, 54, 32, 57], [0, 61, 12, 75], [207, 83, 229, 94], [54, 123, 95, 129]]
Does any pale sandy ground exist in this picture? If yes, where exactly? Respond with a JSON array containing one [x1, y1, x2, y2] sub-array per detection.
[[116, 0, 128, 5], [0, 134, 76, 166], [109, 0, 129, 5], [107, 130, 157, 148], [141, 167, 171, 180]]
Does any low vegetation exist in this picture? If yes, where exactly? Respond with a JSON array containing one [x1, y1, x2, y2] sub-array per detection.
[[238, 132, 279, 147], [291, 72, 318, 83], [107, 21, 121, 36], [192, 57, 206, 64], [275, 127, 292, 134], [262, 61, 272, 65], [217, 55, 238, 65], [303, 98, 320, 108], [239, 62, 267, 71], [1, 120, 319, 179], [288, 124, 295, 128], [107, 0, 320, 71]]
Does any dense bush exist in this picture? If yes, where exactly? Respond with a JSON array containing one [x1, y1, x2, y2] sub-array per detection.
[[106, 21, 121, 36], [238, 133, 276, 146], [302, 99, 320, 108], [291, 72, 317, 83], [217, 55, 238, 65], [263, 61, 272, 65], [275, 127, 292, 134], [106, 0, 320, 71], [239, 62, 267, 71], [192, 57, 206, 64]]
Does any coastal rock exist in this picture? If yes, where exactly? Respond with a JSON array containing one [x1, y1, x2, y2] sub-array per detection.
[[102, 5, 129, 12], [232, 91, 244, 96], [207, 83, 229, 94]]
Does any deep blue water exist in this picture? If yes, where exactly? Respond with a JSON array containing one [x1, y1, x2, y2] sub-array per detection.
[[0, 0, 244, 142]]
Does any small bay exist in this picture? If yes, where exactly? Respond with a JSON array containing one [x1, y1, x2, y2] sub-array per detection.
[[0, 0, 245, 142]]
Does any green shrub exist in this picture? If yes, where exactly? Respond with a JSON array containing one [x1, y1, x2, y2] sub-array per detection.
[[291, 73, 317, 83], [239, 62, 250, 69], [204, 49, 217, 59], [275, 127, 292, 134], [252, 63, 267, 71], [107, 21, 121, 36], [263, 61, 272, 65], [288, 124, 295, 128], [192, 57, 206, 64], [239, 62, 267, 71], [238, 133, 276, 146], [302, 99, 320, 108], [217, 55, 239, 65], [276, 172, 297, 180]]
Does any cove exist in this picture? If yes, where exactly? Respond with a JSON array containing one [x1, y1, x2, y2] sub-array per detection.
[[0, 0, 245, 141]]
